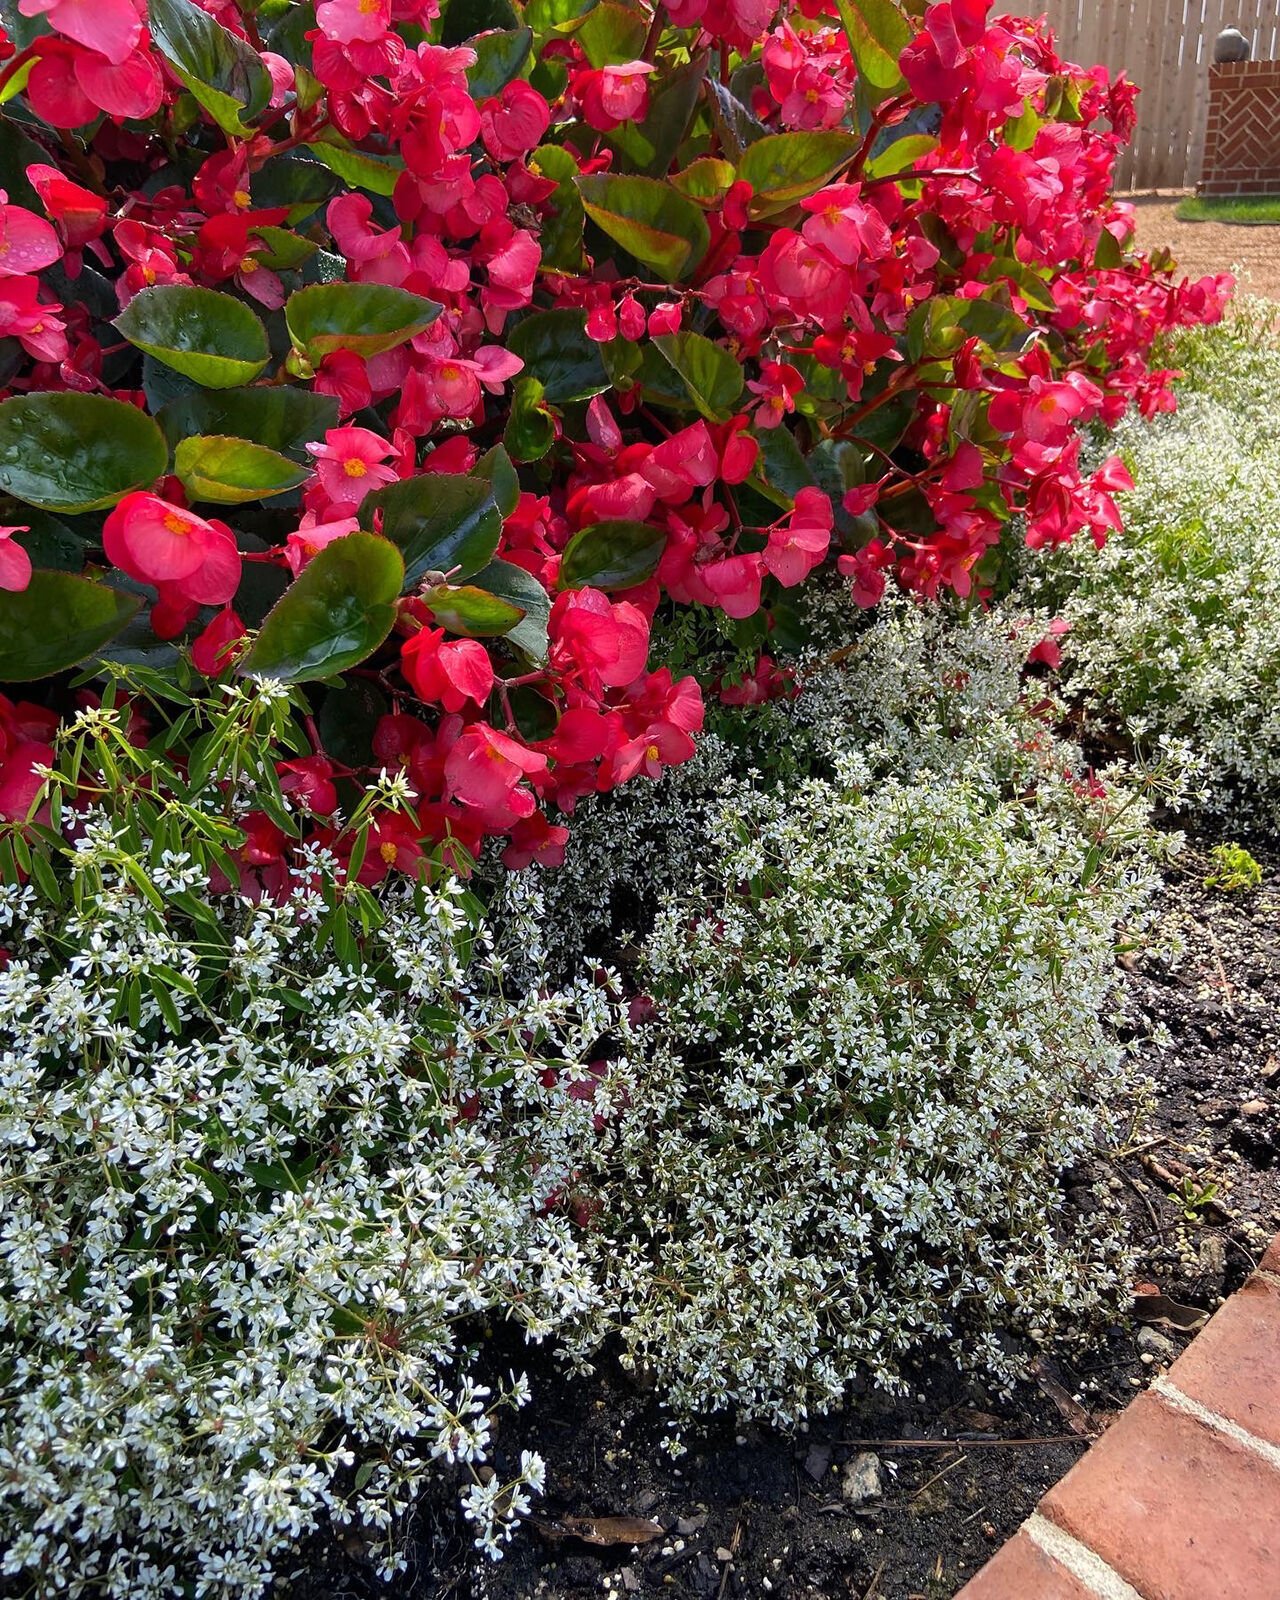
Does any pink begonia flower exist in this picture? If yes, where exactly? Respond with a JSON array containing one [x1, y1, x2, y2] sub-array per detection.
[[19, 0, 141, 65], [0, 277, 68, 362], [576, 61, 655, 131], [1026, 617, 1070, 670], [25, 163, 107, 253], [190, 606, 247, 676], [763, 487, 832, 587], [326, 194, 411, 284], [102, 494, 240, 605], [444, 722, 547, 828], [799, 184, 893, 267], [284, 515, 361, 577], [551, 589, 650, 692], [501, 811, 570, 871], [73, 44, 163, 119], [610, 720, 697, 784], [401, 627, 495, 713], [306, 426, 399, 508], [0, 528, 31, 593], [480, 80, 551, 163], [0, 194, 61, 278], [747, 360, 804, 429], [702, 552, 764, 619], [277, 755, 339, 816], [315, 0, 391, 46]]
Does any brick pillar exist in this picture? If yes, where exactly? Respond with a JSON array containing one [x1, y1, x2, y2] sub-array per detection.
[[1200, 60, 1280, 195]]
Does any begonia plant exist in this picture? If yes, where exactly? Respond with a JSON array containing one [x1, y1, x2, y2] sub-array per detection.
[[0, 0, 1229, 876]]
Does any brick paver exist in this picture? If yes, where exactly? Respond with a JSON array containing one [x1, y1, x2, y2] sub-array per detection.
[[952, 1530, 1098, 1600], [1161, 1273, 1280, 1451], [955, 1232, 1280, 1600]]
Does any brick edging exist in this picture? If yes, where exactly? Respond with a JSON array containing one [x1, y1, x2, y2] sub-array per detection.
[[955, 1233, 1280, 1599]]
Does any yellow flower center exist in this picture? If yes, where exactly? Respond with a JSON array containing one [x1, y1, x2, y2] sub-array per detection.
[[163, 512, 191, 535], [379, 841, 399, 864], [343, 458, 369, 478], [646, 743, 660, 763]]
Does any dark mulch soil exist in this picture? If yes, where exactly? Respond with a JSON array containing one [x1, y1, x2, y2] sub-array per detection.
[[281, 835, 1280, 1600]]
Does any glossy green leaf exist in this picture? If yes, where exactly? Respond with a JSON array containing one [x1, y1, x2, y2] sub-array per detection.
[[247, 225, 319, 271], [306, 139, 403, 197], [471, 444, 520, 517], [576, 1, 646, 66], [558, 519, 666, 591], [471, 557, 550, 660], [529, 144, 584, 269], [240, 532, 403, 683], [149, 0, 272, 135], [835, 0, 910, 98], [115, 285, 270, 389], [174, 435, 309, 504], [737, 131, 861, 219], [157, 385, 339, 463], [707, 79, 768, 159], [0, 393, 167, 513], [467, 26, 533, 96], [609, 53, 707, 177], [754, 425, 817, 504], [505, 375, 558, 462], [864, 132, 936, 179], [507, 308, 609, 403], [576, 173, 710, 280], [420, 582, 524, 638], [441, 0, 520, 42], [652, 331, 743, 421], [366, 474, 503, 588], [669, 156, 736, 207], [0, 572, 141, 681], [523, 0, 598, 32], [285, 283, 441, 361]]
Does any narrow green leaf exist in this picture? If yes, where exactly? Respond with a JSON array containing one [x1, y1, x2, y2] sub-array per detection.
[[0, 394, 167, 513], [863, 132, 936, 179], [174, 435, 309, 504], [0, 572, 141, 680], [116, 285, 270, 389], [558, 520, 666, 591], [285, 283, 441, 361], [576, 174, 710, 280], [240, 532, 403, 683]]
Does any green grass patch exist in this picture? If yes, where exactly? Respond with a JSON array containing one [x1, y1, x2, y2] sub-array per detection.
[[1174, 194, 1280, 225]]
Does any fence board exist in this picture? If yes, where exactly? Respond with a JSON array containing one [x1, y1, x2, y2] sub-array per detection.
[[1037, 0, 1249, 188]]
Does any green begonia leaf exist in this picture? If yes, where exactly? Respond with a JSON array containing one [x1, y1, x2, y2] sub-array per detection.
[[0, 393, 167, 513], [115, 285, 270, 389], [240, 532, 403, 683]]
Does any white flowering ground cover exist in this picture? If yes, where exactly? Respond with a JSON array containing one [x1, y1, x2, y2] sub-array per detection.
[[1017, 301, 1280, 832]]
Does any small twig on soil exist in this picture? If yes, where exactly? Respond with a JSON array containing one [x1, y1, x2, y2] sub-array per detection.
[[861, 1559, 887, 1600], [959, 1505, 989, 1527], [910, 1453, 968, 1503], [715, 1519, 742, 1600], [1113, 1161, 1162, 1233], [1115, 1134, 1170, 1159], [1207, 925, 1237, 1010]]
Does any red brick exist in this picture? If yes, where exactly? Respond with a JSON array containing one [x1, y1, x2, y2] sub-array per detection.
[[1166, 1276, 1280, 1451], [1040, 1391, 1280, 1600], [1259, 1232, 1280, 1275], [953, 1530, 1096, 1600]]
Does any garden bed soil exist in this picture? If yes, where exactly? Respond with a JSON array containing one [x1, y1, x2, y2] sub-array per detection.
[[282, 837, 1280, 1600]]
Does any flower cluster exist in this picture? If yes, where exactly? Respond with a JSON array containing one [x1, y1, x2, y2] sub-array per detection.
[[0, 0, 1229, 882], [1016, 301, 1280, 831], [0, 684, 625, 1597]]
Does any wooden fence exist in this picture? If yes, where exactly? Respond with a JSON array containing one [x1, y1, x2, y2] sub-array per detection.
[[1037, 1, 1280, 190]]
